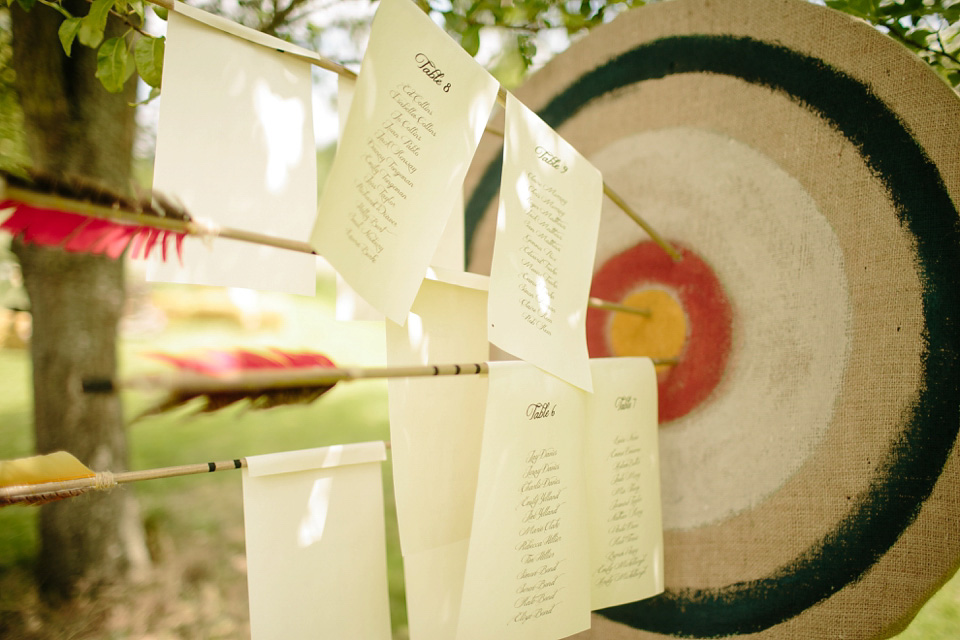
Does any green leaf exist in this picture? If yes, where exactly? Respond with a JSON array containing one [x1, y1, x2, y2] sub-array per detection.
[[908, 28, 935, 45], [95, 36, 134, 93], [562, 9, 588, 32], [152, 4, 168, 20], [442, 11, 468, 34], [58, 16, 83, 56], [15, 0, 36, 10], [517, 33, 537, 69], [134, 35, 164, 88], [128, 0, 144, 23], [878, 0, 923, 19], [129, 85, 161, 107], [502, 6, 526, 25], [78, 0, 117, 49], [461, 24, 480, 57], [827, 0, 874, 19]]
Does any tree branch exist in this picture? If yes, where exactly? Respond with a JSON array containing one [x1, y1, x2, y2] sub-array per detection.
[[76, 0, 151, 37], [258, 0, 312, 36], [935, 30, 960, 67], [885, 21, 960, 69]]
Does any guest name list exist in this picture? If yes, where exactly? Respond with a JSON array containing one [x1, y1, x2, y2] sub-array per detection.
[[313, 0, 500, 323], [511, 403, 568, 626], [518, 166, 569, 336], [346, 52, 450, 264], [594, 395, 648, 589]]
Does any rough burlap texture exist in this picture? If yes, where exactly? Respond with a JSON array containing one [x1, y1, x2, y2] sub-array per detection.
[[463, 0, 960, 637]]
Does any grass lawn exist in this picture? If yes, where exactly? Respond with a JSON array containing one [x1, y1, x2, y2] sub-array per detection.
[[0, 272, 958, 638], [0, 274, 407, 638]]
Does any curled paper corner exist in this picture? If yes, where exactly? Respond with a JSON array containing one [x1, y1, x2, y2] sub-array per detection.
[[246, 441, 387, 477]]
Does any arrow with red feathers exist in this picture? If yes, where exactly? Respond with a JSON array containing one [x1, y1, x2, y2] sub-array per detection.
[[84, 347, 500, 418], [84, 348, 677, 419], [135, 348, 341, 416], [1, 346, 676, 507], [0, 169, 316, 261], [0, 170, 652, 317], [0, 170, 192, 261]]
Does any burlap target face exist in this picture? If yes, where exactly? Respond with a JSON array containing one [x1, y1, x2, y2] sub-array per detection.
[[463, 0, 960, 637]]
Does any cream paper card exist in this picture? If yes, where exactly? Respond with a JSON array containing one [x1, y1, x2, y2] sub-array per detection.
[[457, 361, 592, 640], [488, 94, 603, 391], [386, 269, 489, 640], [334, 75, 467, 321], [242, 442, 391, 639], [402, 539, 471, 639], [457, 358, 663, 639], [334, 76, 385, 322], [311, 0, 499, 323], [151, 4, 317, 294], [334, 78, 468, 274], [585, 358, 664, 609], [432, 189, 467, 271]]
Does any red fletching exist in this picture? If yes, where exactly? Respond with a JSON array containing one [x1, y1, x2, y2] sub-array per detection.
[[270, 350, 338, 368], [137, 349, 338, 418], [148, 348, 336, 376], [0, 201, 186, 263]]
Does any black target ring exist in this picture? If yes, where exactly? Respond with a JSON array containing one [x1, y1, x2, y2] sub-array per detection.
[[466, 32, 960, 639]]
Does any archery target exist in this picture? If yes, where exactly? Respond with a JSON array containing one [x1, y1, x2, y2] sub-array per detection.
[[462, 0, 960, 637], [587, 126, 854, 530]]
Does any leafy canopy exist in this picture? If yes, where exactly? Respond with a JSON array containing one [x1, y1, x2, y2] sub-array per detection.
[[824, 0, 959, 87], [9, 0, 165, 97], [8, 0, 959, 95]]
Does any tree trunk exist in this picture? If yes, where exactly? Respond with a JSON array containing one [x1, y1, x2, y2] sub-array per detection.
[[10, 1, 149, 599]]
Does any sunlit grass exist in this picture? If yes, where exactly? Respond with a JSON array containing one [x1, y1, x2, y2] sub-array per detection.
[[0, 272, 408, 636]]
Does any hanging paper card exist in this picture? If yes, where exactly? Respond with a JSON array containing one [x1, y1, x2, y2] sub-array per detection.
[[311, 0, 499, 323], [333, 74, 467, 321], [337, 75, 357, 138], [335, 191, 467, 319], [386, 269, 489, 640], [242, 443, 391, 639], [386, 269, 490, 552], [584, 358, 664, 609], [150, 4, 317, 295], [334, 75, 385, 321], [402, 539, 472, 640], [336, 76, 466, 274], [457, 361, 591, 640], [432, 189, 467, 271], [488, 94, 602, 391]]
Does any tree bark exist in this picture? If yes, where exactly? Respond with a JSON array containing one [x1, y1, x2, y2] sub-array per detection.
[[10, 0, 148, 599]]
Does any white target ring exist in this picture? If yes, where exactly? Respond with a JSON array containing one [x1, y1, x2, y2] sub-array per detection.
[[590, 126, 852, 530]]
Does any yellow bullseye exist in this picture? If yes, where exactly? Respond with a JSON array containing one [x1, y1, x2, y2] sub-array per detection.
[[610, 289, 688, 372]]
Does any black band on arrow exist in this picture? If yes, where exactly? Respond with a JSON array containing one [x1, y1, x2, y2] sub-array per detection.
[[82, 378, 115, 393]]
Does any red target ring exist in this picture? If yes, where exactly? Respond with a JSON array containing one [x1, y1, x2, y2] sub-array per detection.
[[587, 241, 733, 423]]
